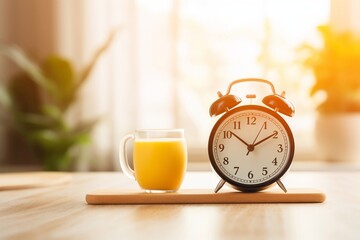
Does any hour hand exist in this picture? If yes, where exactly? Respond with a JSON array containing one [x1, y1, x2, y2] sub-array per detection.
[[253, 131, 278, 147], [230, 131, 250, 147]]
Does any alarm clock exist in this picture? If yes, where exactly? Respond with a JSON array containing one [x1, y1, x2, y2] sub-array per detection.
[[208, 78, 295, 193]]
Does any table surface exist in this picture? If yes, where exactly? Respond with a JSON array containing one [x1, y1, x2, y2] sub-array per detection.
[[1, 170, 360, 240]]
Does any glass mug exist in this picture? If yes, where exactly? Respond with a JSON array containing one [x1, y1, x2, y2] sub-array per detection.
[[119, 129, 187, 193]]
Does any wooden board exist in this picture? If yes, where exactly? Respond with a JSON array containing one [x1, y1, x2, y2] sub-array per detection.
[[86, 188, 326, 205], [0, 172, 72, 190]]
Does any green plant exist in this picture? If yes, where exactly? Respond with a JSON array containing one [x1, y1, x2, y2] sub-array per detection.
[[302, 25, 360, 113], [0, 33, 115, 170]]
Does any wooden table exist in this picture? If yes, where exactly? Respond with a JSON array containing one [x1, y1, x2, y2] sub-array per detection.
[[1, 171, 359, 240]]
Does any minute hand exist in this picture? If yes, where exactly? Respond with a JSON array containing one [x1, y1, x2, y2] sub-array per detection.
[[252, 132, 277, 147]]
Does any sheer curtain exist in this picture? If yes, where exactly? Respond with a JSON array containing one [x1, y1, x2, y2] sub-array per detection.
[[56, 0, 141, 170], [57, 0, 180, 170]]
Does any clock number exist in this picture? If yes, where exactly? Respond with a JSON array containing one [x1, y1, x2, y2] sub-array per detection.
[[264, 121, 268, 129], [223, 157, 229, 165], [277, 144, 283, 153], [272, 157, 278, 166], [262, 167, 268, 176], [234, 167, 239, 175], [219, 144, 225, 152], [233, 121, 241, 129], [247, 116, 256, 125], [273, 130, 278, 139], [223, 131, 232, 139], [248, 171, 254, 179]]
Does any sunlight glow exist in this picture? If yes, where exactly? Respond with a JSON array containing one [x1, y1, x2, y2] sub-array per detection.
[[136, 0, 330, 154]]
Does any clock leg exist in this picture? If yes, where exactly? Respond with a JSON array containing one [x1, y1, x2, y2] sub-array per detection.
[[214, 179, 226, 193], [276, 179, 287, 193]]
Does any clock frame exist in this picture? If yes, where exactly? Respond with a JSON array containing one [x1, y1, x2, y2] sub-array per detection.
[[207, 78, 295, 193]]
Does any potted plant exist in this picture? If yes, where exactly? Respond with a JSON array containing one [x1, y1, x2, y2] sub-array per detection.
[[0, 33, 115, 170], [302, 25, 360, 162]]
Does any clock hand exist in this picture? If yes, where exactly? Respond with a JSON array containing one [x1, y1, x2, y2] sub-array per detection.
[[230, 131, 250, 147], [252, 131, 277, 147], [246, 121, 266, 155], [251, 121, 266, 144], [246, 131, 277, 156]]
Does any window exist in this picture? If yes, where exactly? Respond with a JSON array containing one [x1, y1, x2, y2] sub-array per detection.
[[119, 0, 330, 165], [1, 0, 336, 169]]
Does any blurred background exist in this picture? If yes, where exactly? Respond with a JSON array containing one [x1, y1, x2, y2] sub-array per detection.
[[1, 0, 360, 172]]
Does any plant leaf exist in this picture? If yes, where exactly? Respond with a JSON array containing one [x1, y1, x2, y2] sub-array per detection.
[[8, 73, 43, 114], [0, 44, 56, 93], [57, 30, 118, 111], [77, 30, 117, 90], [72, 117, 101, 135], [41, 55, 76, 108], [0, 84, 13, 110], [20, 113, 53, 128], [42, 104, 63, 120]]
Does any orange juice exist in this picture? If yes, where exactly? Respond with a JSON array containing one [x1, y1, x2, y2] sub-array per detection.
[[133, 139, 187, 191]]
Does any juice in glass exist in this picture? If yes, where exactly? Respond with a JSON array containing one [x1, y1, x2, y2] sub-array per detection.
[[133, 139, 187, 191]]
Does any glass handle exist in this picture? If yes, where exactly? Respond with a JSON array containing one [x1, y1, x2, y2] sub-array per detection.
[[119, 133, 135, 180]]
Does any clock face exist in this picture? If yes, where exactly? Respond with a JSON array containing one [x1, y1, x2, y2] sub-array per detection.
[[208, 105, 294, 190]]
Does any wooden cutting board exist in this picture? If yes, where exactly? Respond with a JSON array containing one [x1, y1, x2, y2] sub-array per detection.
[[86, 188, 326, 205], [0, 172, 72, 190]]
